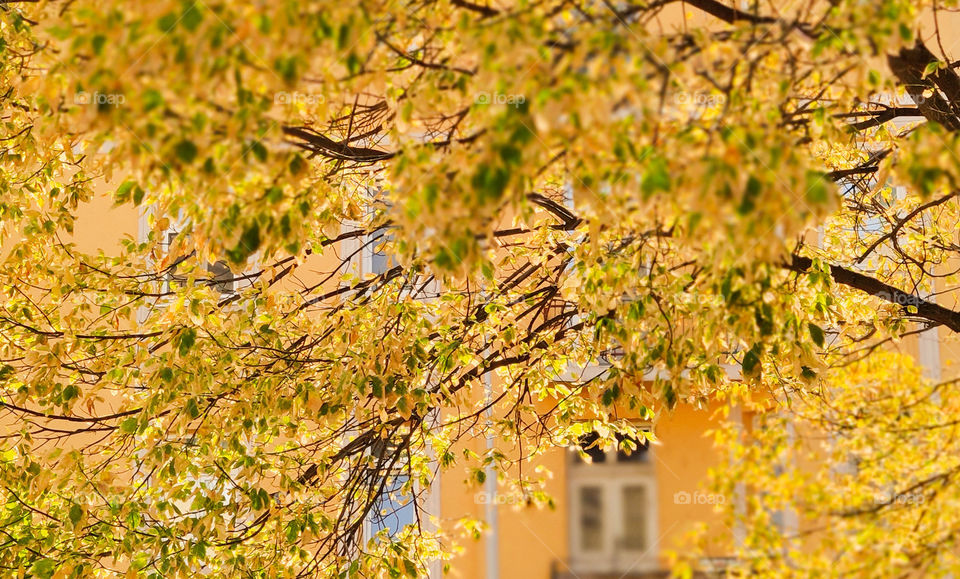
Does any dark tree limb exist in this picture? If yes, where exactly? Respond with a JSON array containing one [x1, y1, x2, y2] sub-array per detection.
[[680, 0, 777, 24], [888, 41, 960, 131], [788, 255, 960, 333], [450, 0, 499, 18], [282, 126, 395, 163]]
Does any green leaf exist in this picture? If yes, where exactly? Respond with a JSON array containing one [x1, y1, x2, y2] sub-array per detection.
[[62, 384, 80, 401], [274, 56, 299, 83], [662, 382, 677, 408], [143, 89, 164, 112], [186, 397, 201, 419], [471, 164, 510, 202], [641, 157, 671, 199], [91, 34, 107, 56], [899, 22, 913, 42], [370, 376, 384, 398], [178, 327, 197, 356], [601, 386, 620, 406], [228, 222, 261, 264], [181, 3, 203, 31], [174, 139, 199, 164], [69, 503, 83, 525], [157, 13, 178, 32], [285, 521, 300, 542], [114, 180, 137, 204], [808, 322, 825, 348], [249, 140, 268, 163], [289, 154, 306, 175], [738, 175, 762, 215], [47, 25, 73, 41], [742, 344, 762, 375], [266, 186, 283, 204], [804, 170, 831, 204], [120, 417, 138, 433], [29, 559, 57, 579]]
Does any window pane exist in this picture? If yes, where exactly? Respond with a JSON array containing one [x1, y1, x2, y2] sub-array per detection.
[[576, 432, 606, 465], [371, 475, 415, 537], [770, 508, 784, 532], [615, 433, 649, 463], [622, 485, 647, 551], [579, 486, 603, 551], [370, 228, 390, 275]]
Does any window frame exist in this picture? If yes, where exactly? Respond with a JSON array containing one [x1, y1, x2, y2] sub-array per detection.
[[567, 431, 658, 574], [160, 227, 239, 296], [359, 439, 423, 543]]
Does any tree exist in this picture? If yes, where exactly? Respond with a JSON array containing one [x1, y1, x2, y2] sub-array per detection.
[[1, 0, 960, 576]]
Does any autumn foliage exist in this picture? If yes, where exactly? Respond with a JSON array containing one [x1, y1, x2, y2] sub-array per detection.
[[1, 0, 960, 577]]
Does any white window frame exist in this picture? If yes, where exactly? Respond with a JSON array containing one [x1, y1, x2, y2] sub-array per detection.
[[567, 434, 658, 574], [363, 473, 420, 542], [348, 415, 441, 577], [340, 221, 381, 279]]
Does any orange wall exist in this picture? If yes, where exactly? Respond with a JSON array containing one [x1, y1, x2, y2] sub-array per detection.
[[440, 398, 730, 579]]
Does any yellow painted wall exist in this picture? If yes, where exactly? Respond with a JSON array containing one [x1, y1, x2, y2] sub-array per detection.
[[71, 177, 139, 255]]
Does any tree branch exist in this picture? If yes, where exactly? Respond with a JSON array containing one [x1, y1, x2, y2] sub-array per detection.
[[888, 41, 960, 131], [788, 255, 960, 333]]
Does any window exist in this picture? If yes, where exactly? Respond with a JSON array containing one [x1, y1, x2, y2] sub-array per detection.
[[162, 229, 237, 295], [364, 441, 417, 540], [356, 432, 442, 577], [339, 222, 394, 280], [365, 226, 392, 276], [205, 259, 236, 295], [578, 486, 604, 551], [751, 414, 798, 539], [568, 430, 656, 574], [368, 474, 416, 537]]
